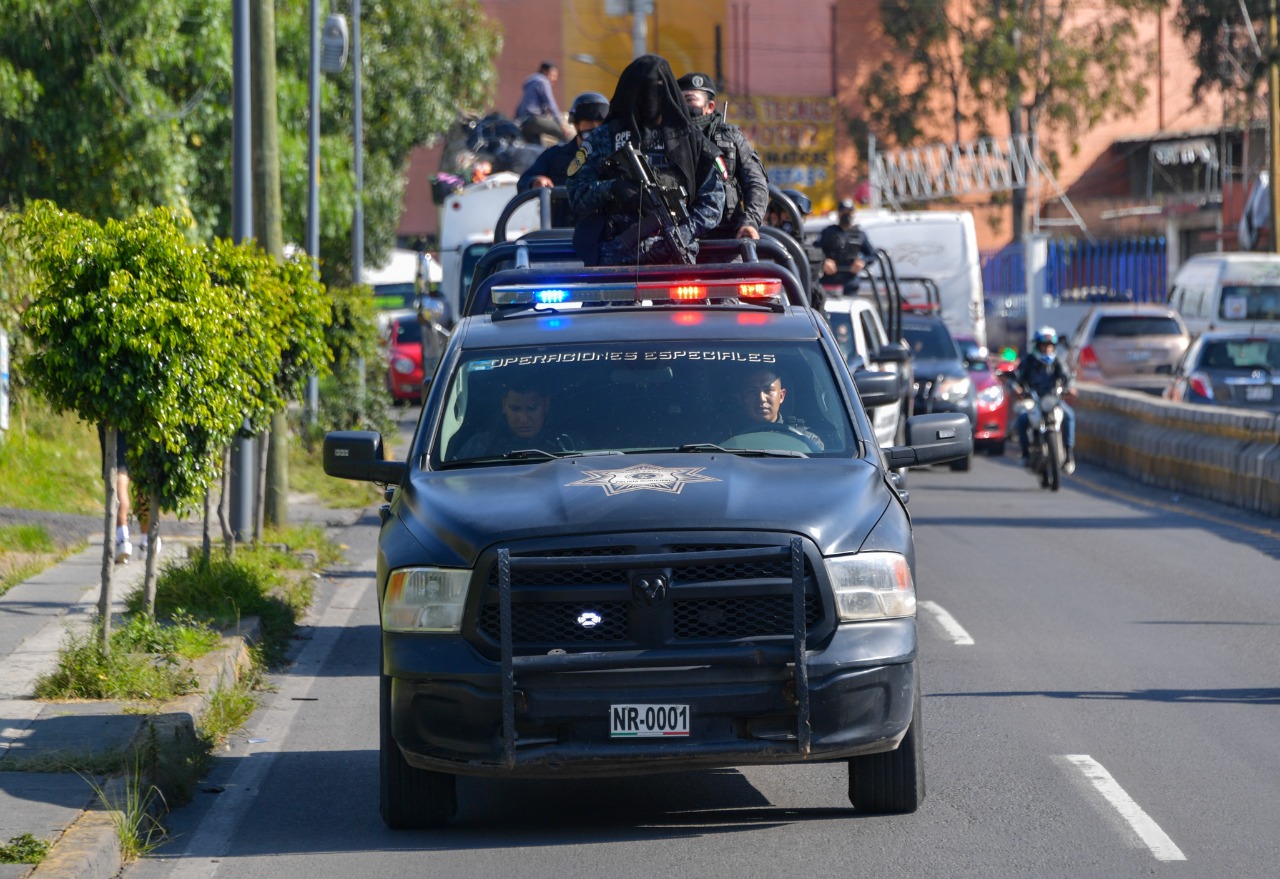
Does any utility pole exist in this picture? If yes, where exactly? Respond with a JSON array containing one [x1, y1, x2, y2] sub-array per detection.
[[1269, 0, 1280, 253], [230, 0, 256, 545], [252, 0, 289, 530], [304, 0, 321, 428], [632, 0, 650, 60]]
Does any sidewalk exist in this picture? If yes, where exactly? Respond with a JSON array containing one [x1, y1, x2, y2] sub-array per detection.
[[0, 497, 369, 879]]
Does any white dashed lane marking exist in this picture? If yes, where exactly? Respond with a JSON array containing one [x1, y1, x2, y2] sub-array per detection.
[[918, 600, 974, 646], [1062, 754, 1187, 862]]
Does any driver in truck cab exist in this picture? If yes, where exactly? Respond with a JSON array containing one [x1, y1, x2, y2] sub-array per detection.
[[565, 54, 726, 266], [731, 366, 825, 452]]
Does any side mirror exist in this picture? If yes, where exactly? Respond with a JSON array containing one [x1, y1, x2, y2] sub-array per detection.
[[883, 413, 973, 468], [853, 370, 902, 408], [323, 431, 406, 484], [871, 341, 910, 365]]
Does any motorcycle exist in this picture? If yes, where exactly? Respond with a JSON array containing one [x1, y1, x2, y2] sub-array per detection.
[[1018, 384, 1068, 491]]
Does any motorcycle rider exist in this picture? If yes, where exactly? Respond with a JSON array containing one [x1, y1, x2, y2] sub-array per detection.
[[1013, 326, 1077, 474], [677, 71, 769, 241]]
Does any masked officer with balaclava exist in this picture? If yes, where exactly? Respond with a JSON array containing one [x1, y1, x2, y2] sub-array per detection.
[[677, 72, 769, 241], [566, 54, 726, 266]]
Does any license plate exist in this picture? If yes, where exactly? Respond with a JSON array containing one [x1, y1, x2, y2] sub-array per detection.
[[1125, 350, 1153, 361], [610, 704, 690, 738], [1245, 385, 1273, 401]]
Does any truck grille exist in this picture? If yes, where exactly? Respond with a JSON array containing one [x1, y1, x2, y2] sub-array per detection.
[[472, 539, 824, 652]]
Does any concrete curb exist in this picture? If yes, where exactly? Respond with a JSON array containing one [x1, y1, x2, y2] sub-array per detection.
[[22, 618, 261, 879]]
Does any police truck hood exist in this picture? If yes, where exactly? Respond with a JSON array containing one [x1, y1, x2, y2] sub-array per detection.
[[396, 453, 891, 565]]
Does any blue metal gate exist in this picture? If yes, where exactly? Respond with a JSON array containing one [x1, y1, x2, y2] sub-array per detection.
[[981, 237, 1168, 303]]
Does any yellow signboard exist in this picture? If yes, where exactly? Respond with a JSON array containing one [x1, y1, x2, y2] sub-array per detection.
[[729, 95, 836, 215]]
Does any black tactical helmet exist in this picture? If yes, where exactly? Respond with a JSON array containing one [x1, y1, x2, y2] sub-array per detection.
[[568, 92, 610, 125], [782, 188, 812, 216]]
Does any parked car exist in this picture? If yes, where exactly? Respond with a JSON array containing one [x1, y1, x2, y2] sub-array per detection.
[[1068, 304, 1189, 394], [903, 315, 976, 470], [1164, 332, 1280, 411], [955, 336, 1010, 455], [384, 314, 425, 405]]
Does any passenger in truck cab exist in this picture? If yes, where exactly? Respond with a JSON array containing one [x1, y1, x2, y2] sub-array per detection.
[[565, 54, 726, 266], [729, 366, 825, 452], [455, 379, 579, 459]]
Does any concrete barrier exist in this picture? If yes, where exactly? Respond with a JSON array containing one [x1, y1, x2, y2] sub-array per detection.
[[1073, 383, 1280, 517]]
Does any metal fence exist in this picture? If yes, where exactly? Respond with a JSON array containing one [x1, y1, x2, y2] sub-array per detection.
[[981, 237, 1168, 303]]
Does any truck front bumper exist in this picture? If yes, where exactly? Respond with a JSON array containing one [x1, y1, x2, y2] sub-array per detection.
[[385, 618, 917, 778]]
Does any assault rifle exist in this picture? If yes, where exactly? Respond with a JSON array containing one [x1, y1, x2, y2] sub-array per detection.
[[604, 142, 695, 266]]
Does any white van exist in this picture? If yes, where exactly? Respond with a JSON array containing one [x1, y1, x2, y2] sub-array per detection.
[[437, 172, 540, 315], [1167, 252, 1280, 338], [809, 209, 987, 348]]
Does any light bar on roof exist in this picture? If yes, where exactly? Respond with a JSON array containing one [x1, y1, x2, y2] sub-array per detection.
[[490, 278, 784, 307]]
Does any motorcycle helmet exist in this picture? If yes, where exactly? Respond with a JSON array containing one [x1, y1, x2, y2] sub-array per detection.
[[568, 92, 610, 125], [1032, 326, 1057, 364]]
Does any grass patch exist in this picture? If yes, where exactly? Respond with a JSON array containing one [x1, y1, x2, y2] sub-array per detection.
[[289, 433, 382, 509], [84, 763, 166, 863], [0, 748, 132, 775], [0, 399, 103, 514], [132, 547, 314, 667], [263, 521, 345, 568], [32, 615, 219, 702], [199, 673, 260, 746], [0, 833, 51, 865]]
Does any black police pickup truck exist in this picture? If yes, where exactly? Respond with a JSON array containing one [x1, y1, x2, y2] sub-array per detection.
[[324, 237, 971, 828]]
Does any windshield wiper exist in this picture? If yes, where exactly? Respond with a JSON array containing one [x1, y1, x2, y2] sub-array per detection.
[[675, 443, 808, 458], [441, 448, 624, 468]]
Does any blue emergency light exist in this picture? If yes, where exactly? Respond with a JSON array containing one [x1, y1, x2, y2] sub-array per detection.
[[490, 279, 784, 307]]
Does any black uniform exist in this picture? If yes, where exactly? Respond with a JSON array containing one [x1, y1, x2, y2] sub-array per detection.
[[566, 55, 726, 266], [691, 112, 768, 238], [818, 222, 876, 274], [517, 138, 579, 226]]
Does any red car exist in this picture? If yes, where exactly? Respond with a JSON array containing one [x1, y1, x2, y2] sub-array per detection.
[[956, 336, 1011, 455], [384, 314, 425, 405]]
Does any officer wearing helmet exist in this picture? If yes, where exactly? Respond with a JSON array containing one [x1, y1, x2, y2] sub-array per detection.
[[517, 92, 611, 226], [677, 71, 770, 241], [1013, 327, 1077, 473]]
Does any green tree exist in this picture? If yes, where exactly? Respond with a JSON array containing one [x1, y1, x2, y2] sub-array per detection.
[[1173, 2, 1267, 100], [16, 203, 247, 641], [862, 0, 1163, 239], [0, 0, 500, 281]]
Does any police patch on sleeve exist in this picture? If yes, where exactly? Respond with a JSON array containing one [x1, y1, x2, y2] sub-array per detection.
[[567, 141, 592, 176]]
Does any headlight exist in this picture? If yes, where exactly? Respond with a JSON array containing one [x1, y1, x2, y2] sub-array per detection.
[[977, 382, 1004, 407], [392, 355, 417, 375], [383, 567, 471, 632], [935, 376, 972, 403], [826, 552, 915, 621]]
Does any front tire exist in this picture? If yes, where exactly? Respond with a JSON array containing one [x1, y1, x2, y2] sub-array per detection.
[[849, 683, 924, 814], [380, 673, 457, 829], [1046, 436, 1061, 492]]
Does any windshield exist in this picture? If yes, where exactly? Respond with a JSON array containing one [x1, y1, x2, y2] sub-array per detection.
[[1220, 285, 1280, 322], [431, 340, 857, 465], [391, 318, 422, 344], [903, 321, 959, 361], [1093, 315, 1183, 337]]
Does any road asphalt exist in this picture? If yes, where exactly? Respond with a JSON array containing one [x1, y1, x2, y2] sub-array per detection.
[[0, 497, 370, 879]]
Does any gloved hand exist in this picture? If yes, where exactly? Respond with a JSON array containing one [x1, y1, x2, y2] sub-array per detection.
[[608, 179, 642, 213]]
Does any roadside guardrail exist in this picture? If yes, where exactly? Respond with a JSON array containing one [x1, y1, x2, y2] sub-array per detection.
[[1074, 384, 1280, 517]]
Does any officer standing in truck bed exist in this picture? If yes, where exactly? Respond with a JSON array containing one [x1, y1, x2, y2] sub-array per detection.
[[678, 71, 769, 241], [565, 54, 725, 266]]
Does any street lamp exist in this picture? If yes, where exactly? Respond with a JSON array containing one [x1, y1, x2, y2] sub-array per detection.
[[571, 53, 619, 78]]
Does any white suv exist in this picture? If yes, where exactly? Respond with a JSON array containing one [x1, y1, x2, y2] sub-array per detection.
[[824, 295, 911, 449]]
